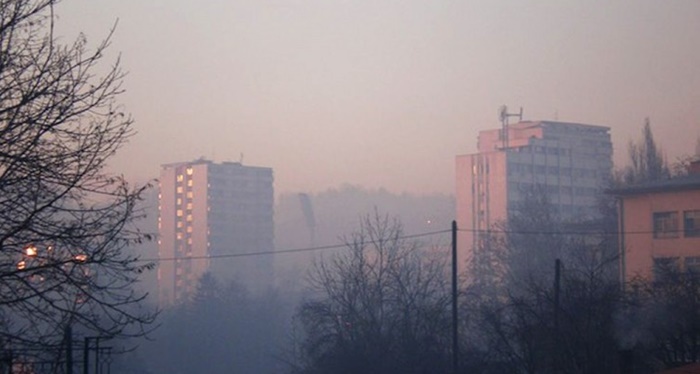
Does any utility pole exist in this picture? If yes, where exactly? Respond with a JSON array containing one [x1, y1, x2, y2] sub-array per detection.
[[452, 220, 459, 374], [84, 338, 90, 374], [553, 259, 561, 372], [94, 338, 100, 374], [554, 258, 561, 331], [84, 337, 105, 374], [65, 325, 73, 374]]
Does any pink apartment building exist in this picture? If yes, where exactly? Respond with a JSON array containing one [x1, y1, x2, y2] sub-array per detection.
[[456, 120, 613, 270], [158, 159, 274, 306], [611, 161, 700, 284]]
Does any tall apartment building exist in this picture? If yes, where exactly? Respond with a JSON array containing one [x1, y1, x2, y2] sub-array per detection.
[[158, 159, 274, 306], [455, 120, 613, 264]]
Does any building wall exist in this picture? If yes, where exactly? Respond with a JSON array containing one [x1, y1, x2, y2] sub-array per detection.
[[206, 162, 274, 292], [620, 189, 700, 282], [157, 166, 177, 306], [158, 162, 212, 306], [455, 152, 507, 271]]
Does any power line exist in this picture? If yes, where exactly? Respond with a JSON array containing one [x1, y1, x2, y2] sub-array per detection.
[[142, 225, 686, 263], [457, 228, 684, 236], [140, 228, 452, 263]]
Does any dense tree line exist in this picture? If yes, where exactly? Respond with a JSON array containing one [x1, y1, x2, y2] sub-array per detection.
[[141, 273, 290, 374]]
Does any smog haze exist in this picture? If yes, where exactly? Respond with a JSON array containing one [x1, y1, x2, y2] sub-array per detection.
[[57, 0, 700, 195]]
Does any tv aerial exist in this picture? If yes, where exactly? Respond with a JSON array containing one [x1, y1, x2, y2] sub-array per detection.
[[498, 105, 523, 149]]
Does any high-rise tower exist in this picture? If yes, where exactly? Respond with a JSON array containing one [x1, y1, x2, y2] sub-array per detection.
[[456, 120, 613, 266], [158, 159, 274, 306]]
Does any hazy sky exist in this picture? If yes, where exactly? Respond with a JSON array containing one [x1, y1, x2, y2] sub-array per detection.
[[57, 0, 700, 195]]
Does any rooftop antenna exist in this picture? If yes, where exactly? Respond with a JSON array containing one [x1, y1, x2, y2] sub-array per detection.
[[498, 105, 523, 149]]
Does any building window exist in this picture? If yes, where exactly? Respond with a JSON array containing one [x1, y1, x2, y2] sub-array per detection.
[[186, 167, 194, 176], [653, 257, 680, 282], [176, 174, 184, 182], [176, 209, 183, 217], [653, 211, 679, 239], [684, 210, 700, 237], [685, 256, 700, 275], [176, 186, 183, 194], [187, 179, 193, 187]]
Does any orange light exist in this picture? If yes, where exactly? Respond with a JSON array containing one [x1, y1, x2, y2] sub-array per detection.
[[74, 254, 88, 263], [17, 260, 26, 270], [24, 245, 37, 257]]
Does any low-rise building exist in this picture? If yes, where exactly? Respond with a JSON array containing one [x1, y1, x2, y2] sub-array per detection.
[[610, 161, 700, 284]]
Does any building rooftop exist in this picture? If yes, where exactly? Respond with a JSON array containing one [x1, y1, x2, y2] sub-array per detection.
[[513, 120, 610, 132], [608, 173, 700, 196]]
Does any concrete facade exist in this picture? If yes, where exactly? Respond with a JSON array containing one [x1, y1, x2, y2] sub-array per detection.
[[158, 159, 274, 306], [456, 121, 613, 268], [611, 164, 700, 283]]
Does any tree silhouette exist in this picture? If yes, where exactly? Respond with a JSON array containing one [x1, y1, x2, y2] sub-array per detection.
[[145, 273, 287, 374], [292, 212, 452, 374], [622, 118, 670, 185], [462, 191, 621, 374], [0, 0, 154, 357]]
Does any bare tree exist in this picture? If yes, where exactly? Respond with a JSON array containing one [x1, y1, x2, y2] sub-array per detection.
[[292, 212, 452, 374], [0, 0, 154, 357], [462, 190, 622, 374], [618, 267, 700, 372], [668, 135, 700, 176]]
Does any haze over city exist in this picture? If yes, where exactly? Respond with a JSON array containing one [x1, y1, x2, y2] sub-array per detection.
[[5, 1, 700, 373], [55, 0, 700, 195]]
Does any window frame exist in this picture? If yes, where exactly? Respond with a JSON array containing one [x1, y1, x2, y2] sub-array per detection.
[[684, 210, 700, 238], [653, 256, 680, 283], [653, 211, 679, 239]]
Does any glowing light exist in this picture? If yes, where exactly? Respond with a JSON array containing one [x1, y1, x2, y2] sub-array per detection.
[[24, 245, 37, 257], [17, 260, 26, 270], [74, 254, 88, 263]]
